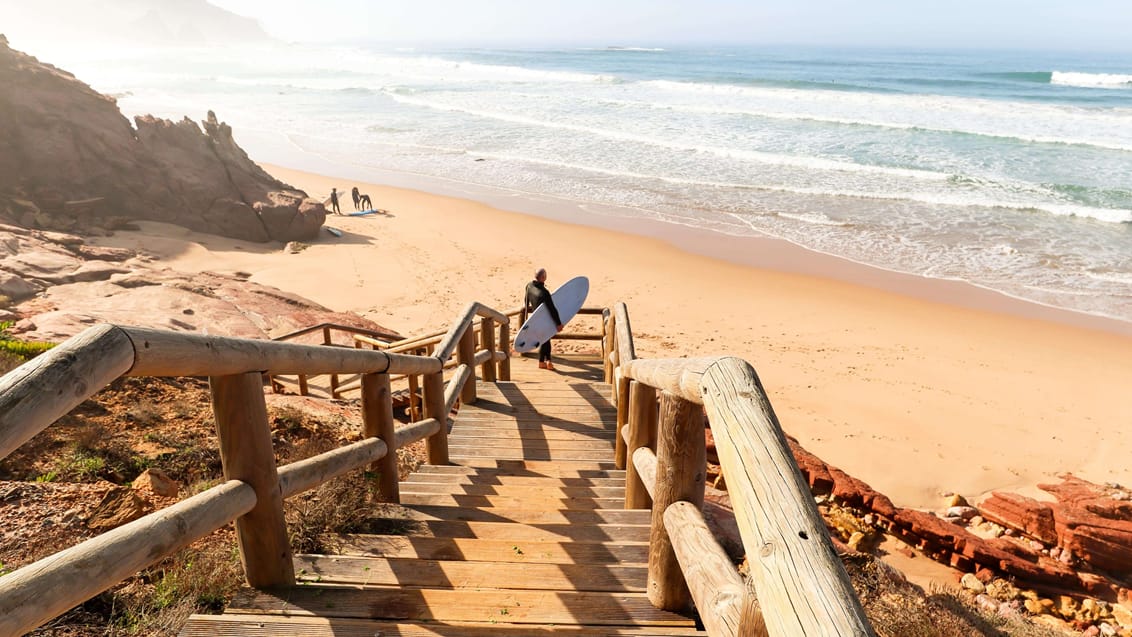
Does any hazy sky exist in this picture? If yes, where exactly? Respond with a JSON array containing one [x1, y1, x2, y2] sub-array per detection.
[[208, 0, 1132, 51]]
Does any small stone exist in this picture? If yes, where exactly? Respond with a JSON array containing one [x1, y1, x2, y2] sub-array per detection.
[[998, 600, 1022, 619], [847, 531, 866, 552], [975, 568, 996, 584], [1057, 595, 1078, 618], [1029, 540, 1045, 551], [1003, 528, 1015, 536], [970, 515, 984, 525], [946, 506, 979, 520], [975, 594, 998, 614], [1099, 623, 1117, 636], [944, 493, 969, 508], [1082, 626, 1101, 637], [862, 513, 875, 526], [961, 573, 986, 594], [1025, 598, 1046, 614]]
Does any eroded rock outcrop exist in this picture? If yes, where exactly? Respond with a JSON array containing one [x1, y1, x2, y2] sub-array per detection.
[[0, 36, 324, 243], [1, 224, 397, 342]]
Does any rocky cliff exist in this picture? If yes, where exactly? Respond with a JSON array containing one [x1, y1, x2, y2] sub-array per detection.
[[0, 36, 324, 243]]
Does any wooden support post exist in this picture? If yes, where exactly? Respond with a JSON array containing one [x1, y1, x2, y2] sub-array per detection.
[[457, 328, 477, 404], [298, 374, 309, 396], [408, 373, 421, 422], [647, 391, 706, 611], [614, 371, 630, 470], [361, 372, 399, 503], [603, 309, 614, 384], [624, 381, 657, 510], [498, 319, 511, 381], [210, 372, 294, 588], [480, 317, 497, 383], [322, 326, 332, 344], [329, 372, 340, 398], [422, 371, 449, 465]]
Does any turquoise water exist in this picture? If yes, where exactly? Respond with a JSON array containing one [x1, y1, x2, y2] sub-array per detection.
[[52, 43, 1132, 323]]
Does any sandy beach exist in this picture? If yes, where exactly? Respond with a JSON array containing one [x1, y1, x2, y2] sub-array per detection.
[[94, 164, 1132, 511]]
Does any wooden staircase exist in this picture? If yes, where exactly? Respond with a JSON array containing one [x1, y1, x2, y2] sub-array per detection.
[[181, 353, 706, 635]]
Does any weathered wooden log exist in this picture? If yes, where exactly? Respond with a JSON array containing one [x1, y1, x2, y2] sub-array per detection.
[[664, 500, 759, 637], [614, 372, 630, 469], [621, 357, 721, 404], [408, 372, 422, 422], [210, 372, 294, 588], [361, 373, 399, 503], [602, 308, 613, 384], [632, 446, 658, 499], [472, 349, 495, 367], [480, 317, 497, 382], [120, 327, 440, 377], [701, 357, 874, 637], [277, 438, 388, 499], [395, 418, 442, 449], [648, 391, 706, 611], [625, 381, 658, 510], [445, 364, 473, 416], [0, 324, 134, 461], [458, 329, 477, 404], [552, 332, 604, 340], [0, 480, 254, 636], [422, 372, 449, 464], [614, 302, 635, 365], [435, 303, 478, 363], [498, 320, 511, 381]]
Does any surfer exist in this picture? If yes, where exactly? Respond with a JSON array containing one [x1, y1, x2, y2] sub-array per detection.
[[351, 186, 361, 211], [359, 193, 372, 209], [329, 187, 341, 214], [525, 268, 563, 370]]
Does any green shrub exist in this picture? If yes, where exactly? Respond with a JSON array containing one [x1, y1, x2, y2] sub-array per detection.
[[0, 321, 56, 361]]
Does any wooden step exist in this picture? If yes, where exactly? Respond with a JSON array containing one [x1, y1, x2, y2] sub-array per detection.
[[363, 519, 651, 543], [434, 459, 621, 474], [403, 473, 626, 488], [398, 493, 625, 510], [328, 534, 649, 565], [448, 425, 616, 438], [226, 586, 697, 627], [182, 614, 705, 635], [377, 503, 649, 525], [447, 438, 615, 452], [415, 463, 624, 478], [293, 555, 647, 592], [450, 449, 615, 463], [398, 482, 625, 499]]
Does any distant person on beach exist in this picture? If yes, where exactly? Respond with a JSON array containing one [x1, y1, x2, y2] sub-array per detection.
[[359, 193, 372, 209], [329, 188, 341, 214], [351, 186, 361, 211], [525, 268, 563, 370]]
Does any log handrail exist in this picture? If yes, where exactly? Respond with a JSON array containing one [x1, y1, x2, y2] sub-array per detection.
[[272, 321, 401, 345], [615, 341, 875, 635], [0, 296, 514, 634]]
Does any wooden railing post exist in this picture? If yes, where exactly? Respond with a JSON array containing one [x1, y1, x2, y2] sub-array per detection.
[[602, 308, 614, 384], [361, 372, 399, 503], [498, 319, 511, 381], [209, 372, 294, 588], [647, 391, 706, 611], [457, 328, 477, 404], [423, 371, 449, 464], [624, 380, 657, 509], [614, 371, 630, 470], [701, 357, 875, 636], [480, 317, 497, 383]]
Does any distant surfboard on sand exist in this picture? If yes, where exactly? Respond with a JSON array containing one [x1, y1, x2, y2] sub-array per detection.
[[348, 209, 387, 216], [513, 276, 589, 353], [325, 226, 343, 237]]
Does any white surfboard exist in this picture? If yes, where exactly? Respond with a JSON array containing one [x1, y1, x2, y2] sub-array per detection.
[[513, 276, 589, 353]]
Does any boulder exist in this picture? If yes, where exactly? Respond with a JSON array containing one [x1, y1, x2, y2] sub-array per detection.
[[132, 468, 179, 498], [0, 40, 326, 243], [86, 487, 153, 531]]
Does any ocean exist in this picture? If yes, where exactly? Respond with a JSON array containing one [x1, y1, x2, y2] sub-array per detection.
[[46, 43, 1132, 324]]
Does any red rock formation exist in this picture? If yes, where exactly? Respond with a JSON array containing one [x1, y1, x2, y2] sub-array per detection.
[[0, 37, 324, 243], [979, 492, 1059, 544]]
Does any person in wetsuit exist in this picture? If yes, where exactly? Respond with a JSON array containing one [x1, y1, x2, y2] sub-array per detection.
[[524, 268, 563, 370]]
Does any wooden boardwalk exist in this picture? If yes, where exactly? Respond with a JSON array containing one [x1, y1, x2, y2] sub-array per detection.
[[181, 354, 706, 636]]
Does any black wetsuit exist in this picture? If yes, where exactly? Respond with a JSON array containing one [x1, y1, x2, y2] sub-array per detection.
[[525, 279, 562, 362]]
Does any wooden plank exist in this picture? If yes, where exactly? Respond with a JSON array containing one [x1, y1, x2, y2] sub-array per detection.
[[446, 427, 616, 441], [227, 586, 698, 627], [447, 438, 614, 452], [293, 555, 647, 592], [328, 534, 649, 565], [449, 449, 615, 462], [181, 614, 707, 636], [403, 473, 625, 488], [360, 519, 652, 542], [398, 482, 625, 499], [383, 504, 650, 525], [398, 493, 625, 510], [417, 461, 622, 476]]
